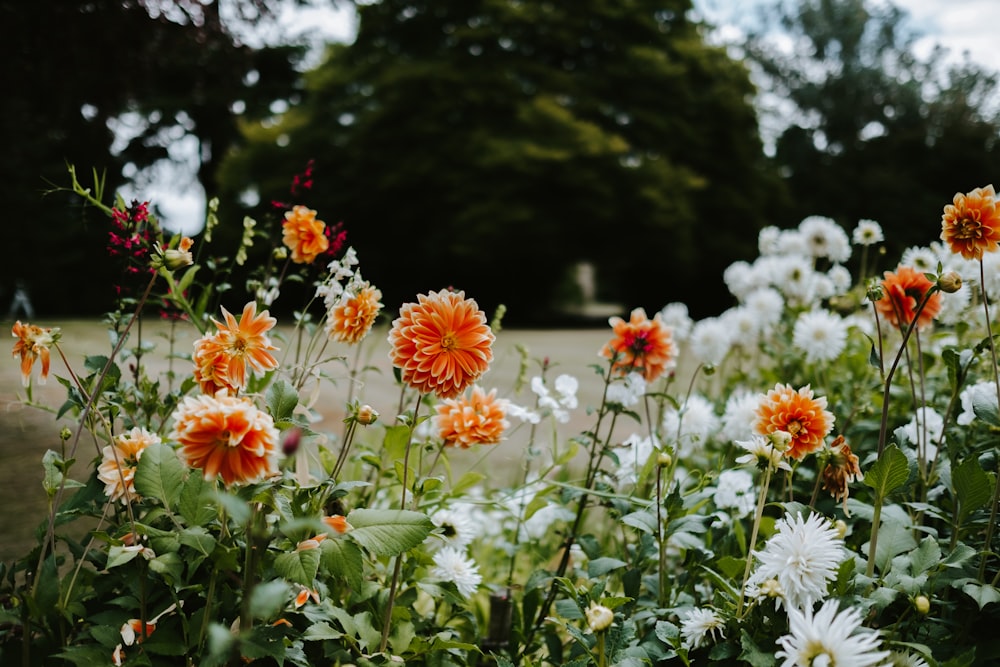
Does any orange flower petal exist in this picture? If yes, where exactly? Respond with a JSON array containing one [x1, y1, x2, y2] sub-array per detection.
[[876, 266, 942, 330], [754, 383, 834, 460], [600, 308, 676, 381], [941, 184, 1000, 259]]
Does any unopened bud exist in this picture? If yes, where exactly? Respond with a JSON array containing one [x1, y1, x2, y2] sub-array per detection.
[[357, 404, 379, 425], [937, 271, 962, 293], [273, 246, 288, 260], [152, 237, 194, 271], [767, 430, 792, 452], [657, 452, 672, 468], [60, 427, 72, 441], [914, 595, 930, 614], [585, 602, 614, 633], [282, 428, 302, 456], [834, 519, 848, 539], [759, 578, 783, 598]]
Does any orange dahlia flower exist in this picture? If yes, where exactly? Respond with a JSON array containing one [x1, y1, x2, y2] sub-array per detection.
[[941, 184, 1000, 259], [282, 205, 329, 264], [193, 302, 279, 394], [754, 383, 834, 460], [388, 289, 495, 398], [875, 266, 942, 330], [170, 392, 280, 486], [600, 308, 676, 381], [327, 283, 383, 344], [11, 321, 57, 387], [435, 385, 509, 448], [97, 427, 161, 503]]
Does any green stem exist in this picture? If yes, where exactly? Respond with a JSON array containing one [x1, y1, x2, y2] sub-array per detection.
[[738, 462, 773, 617], [977, 258, 1000, 582], [866, 494, 884, 579]]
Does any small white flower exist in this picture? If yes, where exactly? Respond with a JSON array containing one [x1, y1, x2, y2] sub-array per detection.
[[937, 283, 971, 325], [505, 401, 541, 424], [615, 433, 659, 487], [606, 372, 647, 407], [531, 374, 579, 423], [852, 219, 884, 246], [725, 260, 755, 300], [658, 302, 693, 341], [520, 503, 575, 541], [887, 650, 930, 667], [827, 264, 853, 295], [679, 607, 726, 650], [792, 309, 848, 363], [758, 225, 783, 256], [747, 511, 845, 610], [712, 469, 755, 518], [776, 600, 889, 667], [894, 407, 944, 460], [689, 317, 732, 366], [734, 435, 791, 473], [429, 547, 482, 598], [742, 288, 785, 333], [662, 394, 719, 446], [719, 390, 760, 443], [430, 507, 476, 549], [799, 215, 851, 263]]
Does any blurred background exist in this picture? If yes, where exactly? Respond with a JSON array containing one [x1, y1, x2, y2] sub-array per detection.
[[2, 0, 999, 326]]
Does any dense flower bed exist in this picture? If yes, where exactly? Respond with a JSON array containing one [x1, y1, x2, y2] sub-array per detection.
[[1, 167, 1000, 666]]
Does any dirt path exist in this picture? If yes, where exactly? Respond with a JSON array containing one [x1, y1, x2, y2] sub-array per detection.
[[0, 319, 622, 561]]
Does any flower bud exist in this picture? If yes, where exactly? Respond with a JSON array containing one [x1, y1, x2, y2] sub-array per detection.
[[282, 428, 302, 457], [914, 595, 930, 615], [273, 246, 288, 260], [657, 451, 672, 468], [586, 602, 614, 633], [357, 404, 379, 425], [759, 578, 783, 598], [834, 519, 848, 539], [152, 237, 194, 271], [767, 430, 792, 452], [937, 271, 962, 293]]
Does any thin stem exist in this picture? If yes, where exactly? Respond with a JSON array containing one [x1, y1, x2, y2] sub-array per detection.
[[977, 257, 1000, 581], [738, 461, 774, 618]]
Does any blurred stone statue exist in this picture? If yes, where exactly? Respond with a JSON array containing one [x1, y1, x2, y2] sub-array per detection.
[[7, 280, 35, 320]]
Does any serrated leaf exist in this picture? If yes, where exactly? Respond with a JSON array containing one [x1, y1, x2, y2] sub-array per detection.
[[134, 442, 186, 510], [620, 510, 658, 534], [178, 471, 216, 526], [274, 547, 321, 586], [954, 457, 993, 524], [320, 537, 364, 591], [267, 379, 299, 422], [345, 508, 432, 557], [302, 621, 343, 641], [179, 526, 217, 557], [863, 444, 910, 498]]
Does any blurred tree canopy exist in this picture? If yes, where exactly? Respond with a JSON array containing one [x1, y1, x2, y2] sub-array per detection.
[[7, 0, 1000, 323], [744, 0, 1000, 265], [218, 0, 784, 323], [1, 0, 310, 317]]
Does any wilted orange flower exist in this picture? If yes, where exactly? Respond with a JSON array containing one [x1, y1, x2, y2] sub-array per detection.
[[600, 308, 676, 381], [754, 383, 834, 460], [941, 184, 1000, 260], [388, 289, 495, 398], [97, 427, 161, 503], [11, 321, 57, 387], [294, 586, 320, 608], [170, 392, 279, 487], [435, 386, 509, 448], [876, 266, 942, 330], [327, 283, 383, 344], [821, 435, 863, 513], [192, 302, 279, 394], [282, 205, 329, 264]]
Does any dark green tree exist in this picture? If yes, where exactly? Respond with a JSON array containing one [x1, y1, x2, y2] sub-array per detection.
[[1, 0, 312, 317], [219, 0, 784, 323], [745, 0, 1000, 262]]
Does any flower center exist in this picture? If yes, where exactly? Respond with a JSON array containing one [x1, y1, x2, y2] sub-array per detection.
[[955, 215, 982, 240], [786, 420, 803, 436], [441, 333, 459, 350]]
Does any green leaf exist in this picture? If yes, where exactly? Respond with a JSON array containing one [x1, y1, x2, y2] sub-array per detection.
[[178, 471, 216, 526], [266, 379, 299, 422], [739, 628, 777, 667], [134, 442, 186, 510], [249, 579, 292, 621], [274, 547, 321, 586], [588, 557, 627, 577], [345, 508, 433, 557], [620, 510, 658, 534], [320, 537, 364, 591], [960, 581, 1000, 610], [303, 621, 343, 641], [149, 551, 184, 585], [972, 388, 1000, 427], [180, 526, 217, 557], [106, 544, 142, 569], [863, 444, 910, 498], [953, 457, 993, 524]]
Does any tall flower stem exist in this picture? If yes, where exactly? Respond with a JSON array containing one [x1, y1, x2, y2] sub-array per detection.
[[976, 258, 1000, 581], [379, 398, 423, 654], [520, 361, 616, 661], [737, 460, 774, 618], [31, 273, 158, 602]]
